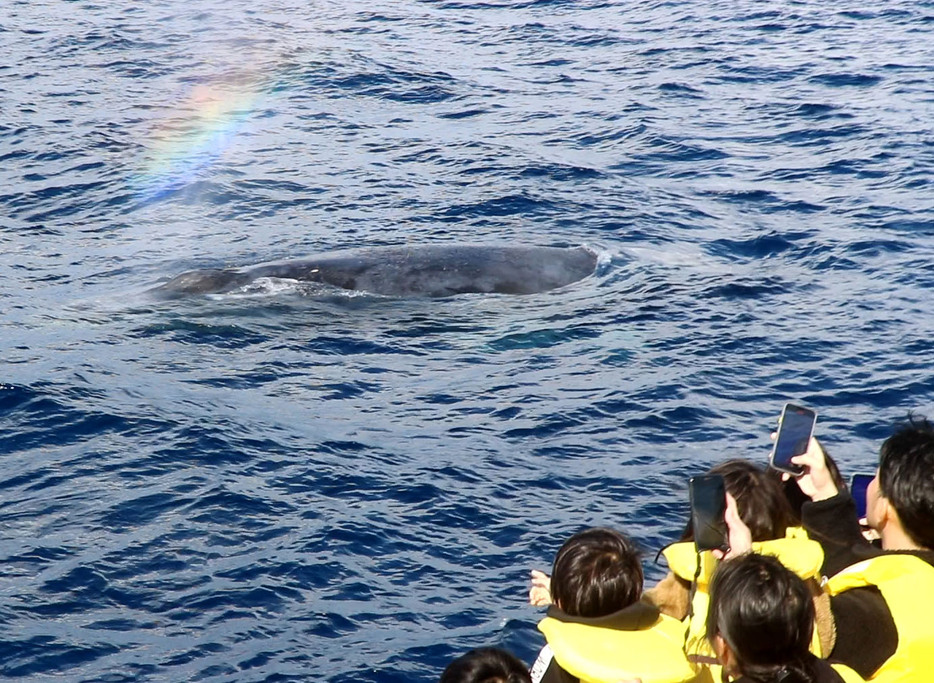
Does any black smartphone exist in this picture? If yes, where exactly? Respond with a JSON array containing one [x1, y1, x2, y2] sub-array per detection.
[[689, 474, 729, 553], [769, 403, 817, 476], [850, 473, 874, 520]]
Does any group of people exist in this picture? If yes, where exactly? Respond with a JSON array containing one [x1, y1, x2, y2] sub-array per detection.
[[439, 413, 934, 683]]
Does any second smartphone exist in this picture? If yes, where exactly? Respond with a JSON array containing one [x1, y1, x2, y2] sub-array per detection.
[[850, 472, 874, 520], [769, 403, 817, 476]]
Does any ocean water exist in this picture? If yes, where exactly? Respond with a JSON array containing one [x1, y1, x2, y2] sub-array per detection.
[[2, 0, 933, 680]]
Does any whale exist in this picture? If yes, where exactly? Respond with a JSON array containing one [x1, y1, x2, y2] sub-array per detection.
[[148, 244, 599, 299]]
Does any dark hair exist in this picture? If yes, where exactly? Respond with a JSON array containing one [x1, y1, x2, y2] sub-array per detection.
[[551, 527, 642, 618], [878, 414, 934, 549], [706, 554, 817, 683], [682, 460, 794, 543], [439, 647, 530, 683]]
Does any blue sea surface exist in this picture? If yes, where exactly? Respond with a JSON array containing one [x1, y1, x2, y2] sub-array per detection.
[[2, 0, 933, 680]]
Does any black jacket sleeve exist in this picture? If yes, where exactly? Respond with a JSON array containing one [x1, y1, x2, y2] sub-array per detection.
[[800, 492, 872, 577]]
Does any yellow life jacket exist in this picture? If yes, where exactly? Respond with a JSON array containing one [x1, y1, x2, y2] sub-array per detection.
[[826, 554, 934, 683], [662, 530, 826, 678], [537, 602, 699, 683], [832, 663, 868, 683]]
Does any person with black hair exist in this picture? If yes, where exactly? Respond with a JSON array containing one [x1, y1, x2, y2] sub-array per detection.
[[706, 553, 861, 683], [644, 460, 832, 675], [529, 527, 696, 683], [645, 459, 798, 615], [439, 647, 531, 683], [438, 647, 532, 683], [753, 414, 934, 681]]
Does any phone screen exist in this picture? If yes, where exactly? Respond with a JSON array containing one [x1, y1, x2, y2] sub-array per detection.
[[770, 404, 817, 475], [851, 473, 874, 520], [689, 474, 728, 553]]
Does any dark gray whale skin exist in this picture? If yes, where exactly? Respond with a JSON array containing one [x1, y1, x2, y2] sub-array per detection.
[[149, 244, 599, 299]]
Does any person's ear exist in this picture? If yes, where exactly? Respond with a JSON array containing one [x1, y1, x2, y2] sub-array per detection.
[[877, 495, 895, 527], [712, 634, 735, 674]]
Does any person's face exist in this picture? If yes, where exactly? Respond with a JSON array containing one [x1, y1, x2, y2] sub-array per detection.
[[865, 468, 884, 530]]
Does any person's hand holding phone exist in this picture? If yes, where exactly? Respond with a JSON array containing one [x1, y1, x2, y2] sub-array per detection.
[[712, 494, 752, 560], [786, 436, 838, 502], [770, 404, 816, 475]]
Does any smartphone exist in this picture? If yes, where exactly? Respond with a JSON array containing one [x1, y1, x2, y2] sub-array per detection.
[[850, 473, 874, 520], [689, 474, 729, 553], [769, 403, 817, 476]]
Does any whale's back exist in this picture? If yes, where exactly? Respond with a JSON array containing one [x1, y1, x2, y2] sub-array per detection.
[[322, 245, 598, 297], [149, 244, 598, 299]]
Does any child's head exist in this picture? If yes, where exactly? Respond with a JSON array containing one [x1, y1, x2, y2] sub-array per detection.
[[551, 527, 642, 618], [439, 647, 530, 683], [706, 553, 814, 680]]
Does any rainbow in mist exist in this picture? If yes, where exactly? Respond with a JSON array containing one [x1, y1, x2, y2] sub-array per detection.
[[132, 76, 271, 204]]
